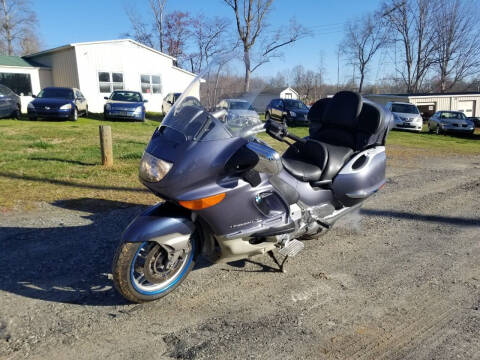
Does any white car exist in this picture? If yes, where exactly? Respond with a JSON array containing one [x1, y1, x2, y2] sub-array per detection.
[[215, 99, 260, 128], [385, 102, 423, 132]]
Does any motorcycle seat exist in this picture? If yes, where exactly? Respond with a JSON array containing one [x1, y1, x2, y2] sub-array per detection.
[[281, 91, 387, 184], [282, 140, 353, 182]]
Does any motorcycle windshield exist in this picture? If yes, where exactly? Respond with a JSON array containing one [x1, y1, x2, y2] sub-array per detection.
[[160, 62, 264, 141]]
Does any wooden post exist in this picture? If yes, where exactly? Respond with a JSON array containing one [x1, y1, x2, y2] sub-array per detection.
[[99, 125, 113, 167]]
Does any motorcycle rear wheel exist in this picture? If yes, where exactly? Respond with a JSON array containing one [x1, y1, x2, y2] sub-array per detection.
[[112, 236, 196, 303]]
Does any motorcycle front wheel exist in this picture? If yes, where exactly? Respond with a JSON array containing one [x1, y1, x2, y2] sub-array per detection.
[[112, 236, 196, 303]]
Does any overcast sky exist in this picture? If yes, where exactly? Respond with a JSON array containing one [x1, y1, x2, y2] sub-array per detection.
[[31, 0, 385, 84]]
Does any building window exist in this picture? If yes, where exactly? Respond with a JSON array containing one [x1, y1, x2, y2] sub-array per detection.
[[0, 73, 32, 95], [141, 75, 161, 94], [98, 72, 123, 93]]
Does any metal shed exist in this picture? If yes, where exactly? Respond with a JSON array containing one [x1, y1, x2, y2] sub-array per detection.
[[365, 92, 480, 120]]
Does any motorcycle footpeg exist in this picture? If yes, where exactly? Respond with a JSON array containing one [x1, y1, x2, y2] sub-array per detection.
[[278, 239, 304, 257]]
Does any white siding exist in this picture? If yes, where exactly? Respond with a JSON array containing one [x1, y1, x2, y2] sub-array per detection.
[[32, 48, 79, 89], [74, 41, 195, 112], [280, 87, 298, 99], [409, 95, 480, 116]]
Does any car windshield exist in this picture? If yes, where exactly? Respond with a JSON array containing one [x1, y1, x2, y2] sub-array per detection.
[[229, 101, 254, 110], [111, 91, 142, 102], [391, 103, 419, 114], [38, 88, 74, 99], [440, 112, 466, 119], [284, 99, 308, 110], [160, 61, 264, 141]]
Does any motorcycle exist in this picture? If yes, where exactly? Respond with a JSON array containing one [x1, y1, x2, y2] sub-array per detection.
[[112, 66, 393, 303]]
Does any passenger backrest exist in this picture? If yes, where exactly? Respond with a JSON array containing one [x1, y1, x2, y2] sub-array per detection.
[[308, 91, 388, 152]]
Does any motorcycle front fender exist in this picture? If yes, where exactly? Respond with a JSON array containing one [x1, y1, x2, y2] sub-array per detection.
[[121, 202, 195, 251]]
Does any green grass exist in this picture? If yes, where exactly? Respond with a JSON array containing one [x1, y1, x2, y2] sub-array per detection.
[[0, 117, 478, 210]]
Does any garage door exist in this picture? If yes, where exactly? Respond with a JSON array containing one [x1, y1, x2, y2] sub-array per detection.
[[457, 100, 475, 117]]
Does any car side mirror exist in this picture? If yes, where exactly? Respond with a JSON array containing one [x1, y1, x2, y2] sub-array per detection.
[[143, 99, 148, 103], [32, 94, 37, 98], [104, 96, 109, 100], [167, 100, 173, 105]]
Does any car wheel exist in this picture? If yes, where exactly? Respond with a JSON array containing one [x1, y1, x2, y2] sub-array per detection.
[[282, 116, 288, 126], [29, 116, 37, 121], [12, 105, 21, 119], [435, 125, 441, 135], [84, 106, 88, 117], [265, 112, 270, 121], [428, 124, 433, 133], [71, 107, 78, 121]]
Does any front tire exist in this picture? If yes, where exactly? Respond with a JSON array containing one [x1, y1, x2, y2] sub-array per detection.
[[112, 236, 197, 303], [71, 107, 78, 121], [435, 125, 441, 135]]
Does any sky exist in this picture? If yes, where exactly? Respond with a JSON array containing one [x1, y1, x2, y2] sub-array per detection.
[[31, 0, 385, 84]]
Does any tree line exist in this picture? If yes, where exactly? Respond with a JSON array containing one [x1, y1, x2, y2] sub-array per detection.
[[341, 0, 480, 94]]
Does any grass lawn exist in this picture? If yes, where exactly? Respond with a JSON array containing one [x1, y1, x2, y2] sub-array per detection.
[[1, 117, 479, 211]]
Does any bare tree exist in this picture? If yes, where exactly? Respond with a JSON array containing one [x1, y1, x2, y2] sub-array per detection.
[[188, 14, 231, 73], [0, 0, 40, 55], [382, 0, 437, 93], [433, 0, 480, 92], [124, 5, 155, 48], [150, 0, 167, 52], [223, 0, 310, 92], [164, 11, 192, 64], [341, 13, 388, 93]]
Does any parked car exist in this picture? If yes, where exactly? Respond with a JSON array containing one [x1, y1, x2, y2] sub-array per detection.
[[27, 87, 88, 121], [468, 117, 480, 128], [0, 84, 21, 119], [385, 101, 423, 132], [104, 90, 147, 121], [428, 111, 475, 135], [265, 98, 309, 126], [215, 98, 260, 128], [162, 92, 181, 114]]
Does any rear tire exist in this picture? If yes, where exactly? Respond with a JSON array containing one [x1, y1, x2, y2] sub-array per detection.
[[12, 105, 21, 119], [112, 236, 197, 303]]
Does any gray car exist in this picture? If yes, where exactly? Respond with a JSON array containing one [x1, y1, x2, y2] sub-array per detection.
[[428, 111, 475, 135], [0, 84, 21, 119]]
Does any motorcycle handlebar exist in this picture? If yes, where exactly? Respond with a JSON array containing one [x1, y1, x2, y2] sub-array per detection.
[[265, 120, 306, 144]]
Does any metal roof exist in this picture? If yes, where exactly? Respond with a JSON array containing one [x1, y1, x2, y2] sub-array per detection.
[[0, 55, 48, 68], [368, 92, 480, 97]]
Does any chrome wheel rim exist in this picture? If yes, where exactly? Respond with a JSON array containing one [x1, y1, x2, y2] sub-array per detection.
[[130, 241, 193, 295]]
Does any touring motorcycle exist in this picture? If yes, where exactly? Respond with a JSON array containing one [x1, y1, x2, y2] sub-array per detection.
[[112, 67, 393, 303]]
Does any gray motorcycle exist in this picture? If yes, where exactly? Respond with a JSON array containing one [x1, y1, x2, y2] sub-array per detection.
[[112, 71, 393, 303]]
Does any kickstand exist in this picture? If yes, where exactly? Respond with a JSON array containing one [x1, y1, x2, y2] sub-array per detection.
[[267, 250, 289, 273]]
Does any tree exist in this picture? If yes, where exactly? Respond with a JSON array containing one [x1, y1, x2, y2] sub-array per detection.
[[188, 14, 231, 73], [382, 0, 437, 93], [150, 0, 167, 52], [164, 11, 192, 64], [341, 13, 388, 93], [432, 0, 480, 92], [124, 5, 155, 48], [0, 0, 40, 55], [223, 0, 310, 92]]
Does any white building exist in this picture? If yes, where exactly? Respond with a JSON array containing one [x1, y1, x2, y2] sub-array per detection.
[[365, 93, 480, 119], [280, 87, 299, 100], [0, 39, 196, 113]]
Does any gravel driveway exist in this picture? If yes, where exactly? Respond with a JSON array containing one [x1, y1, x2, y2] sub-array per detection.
[[1, 154, 479, 359]]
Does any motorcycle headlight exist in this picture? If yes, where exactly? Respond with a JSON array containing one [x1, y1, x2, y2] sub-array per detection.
[[289, 111, 297, 117], [105, 104, 111, 111], [60, 103, 72, 110], [139, 152, 173, 182]]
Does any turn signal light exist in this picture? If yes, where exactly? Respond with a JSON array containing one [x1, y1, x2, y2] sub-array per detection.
[[179, 193, 226, 210]]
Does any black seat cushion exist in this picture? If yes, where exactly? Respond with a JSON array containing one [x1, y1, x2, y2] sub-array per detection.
[[282, 140, 328, 182], [320, 143, 354, 181]]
